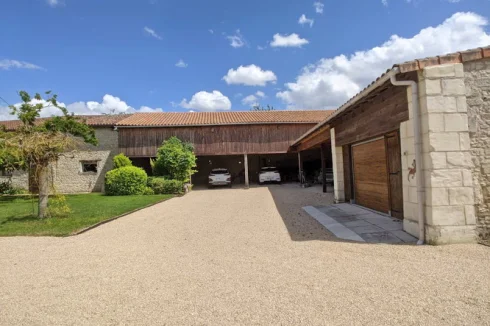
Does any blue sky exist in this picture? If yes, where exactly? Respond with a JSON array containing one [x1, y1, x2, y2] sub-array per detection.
[[0, 0, 489, 117]]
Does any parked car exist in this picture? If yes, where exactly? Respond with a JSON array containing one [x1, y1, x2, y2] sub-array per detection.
[[208, 168, 232, 188], [259, 167, 281, 184]]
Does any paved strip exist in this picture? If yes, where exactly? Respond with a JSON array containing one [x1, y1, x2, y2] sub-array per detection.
[[303, 205, 365, 242]]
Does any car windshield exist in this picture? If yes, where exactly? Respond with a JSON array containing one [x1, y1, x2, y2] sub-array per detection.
[[211, 169, 229, 174], [261, 167, 278, 172]]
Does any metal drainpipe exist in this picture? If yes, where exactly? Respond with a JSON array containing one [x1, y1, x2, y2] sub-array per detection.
[[390, 69, 425, 245]]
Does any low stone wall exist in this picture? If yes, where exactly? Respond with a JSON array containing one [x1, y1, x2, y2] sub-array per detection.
[[465, 58, 490, 240]]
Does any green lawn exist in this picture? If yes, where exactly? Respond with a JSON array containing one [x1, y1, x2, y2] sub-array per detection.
[[0, 193, 173, 237]]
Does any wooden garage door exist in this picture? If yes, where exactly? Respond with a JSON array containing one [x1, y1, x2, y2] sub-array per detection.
[[352, 138, 389, 213]]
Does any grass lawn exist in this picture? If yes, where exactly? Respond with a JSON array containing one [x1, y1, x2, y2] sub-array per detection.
[[0, 193, 173, 237]]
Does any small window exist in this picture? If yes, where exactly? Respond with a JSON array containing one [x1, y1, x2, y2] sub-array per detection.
[[0, 168, 12, 177], [81, 161, 98, 173]]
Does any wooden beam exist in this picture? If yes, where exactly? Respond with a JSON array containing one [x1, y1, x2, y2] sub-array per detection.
[[295, 127, 331, 152], [298, 152, 303, 183], [244, 153, 249, 188]]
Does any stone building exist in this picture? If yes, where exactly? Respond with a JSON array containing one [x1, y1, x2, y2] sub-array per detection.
[[290, 46, 490, 243], [1, 46, 489, 244], [0, 115, 125, 194]]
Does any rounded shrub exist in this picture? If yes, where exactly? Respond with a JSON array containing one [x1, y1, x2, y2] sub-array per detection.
[[105, 166, 148, 196], [148, 177, 184, 194], [113, 153, 133, 169]]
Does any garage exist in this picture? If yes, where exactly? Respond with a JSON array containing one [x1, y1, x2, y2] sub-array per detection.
[[352, 138, 389, 214], [351, 131, 403, 218]]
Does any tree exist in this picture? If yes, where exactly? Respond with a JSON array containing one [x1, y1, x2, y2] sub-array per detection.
[[151, 136, 197, 182], [0, 91, 97, 218], [251, 104, 275, 111]]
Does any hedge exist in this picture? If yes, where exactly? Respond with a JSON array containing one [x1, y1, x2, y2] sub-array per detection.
[[148, 177, 184, 194], [105, 166, 148, 196]]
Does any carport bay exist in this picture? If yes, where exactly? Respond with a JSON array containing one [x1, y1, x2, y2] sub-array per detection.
[[115, 111, 334, 187]]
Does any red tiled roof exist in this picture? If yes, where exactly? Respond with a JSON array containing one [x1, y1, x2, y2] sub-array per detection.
[[396, 46, 490, 73], [0, 114, 130, 131], [115, 111, 333, 127]]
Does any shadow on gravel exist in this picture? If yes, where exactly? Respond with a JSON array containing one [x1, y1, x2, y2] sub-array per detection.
[[267, 184, 339, 242]]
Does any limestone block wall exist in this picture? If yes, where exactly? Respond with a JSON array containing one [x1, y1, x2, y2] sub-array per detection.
[[330, 128, 345, 203], [416, 63, 476, 244], [464, 58, 490, 240], [400, 88, 419, 237], [51, 127, 118, 193]]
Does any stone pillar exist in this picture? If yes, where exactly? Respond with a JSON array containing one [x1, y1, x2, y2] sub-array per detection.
[[244, 153, 249, 188], [412, 63, 476, 244], [330, 128, 345, 203]]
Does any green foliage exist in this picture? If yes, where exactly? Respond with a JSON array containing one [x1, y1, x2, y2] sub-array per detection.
[[47, 195, 72, 218], [113, 153, 133, 169], [142, 187, 155, 195], [251, 104, 275, 111], [148, 177, 184, 194], [152, 136, 197, 181], [105, 166, 148, 196], [0, 180, 27, 195]]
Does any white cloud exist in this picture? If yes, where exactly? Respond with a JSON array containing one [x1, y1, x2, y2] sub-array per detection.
[[144, 26, 162, 40], [223, 64, 277, 86], [242, 95, 259, 106], [382, 0, 388, 6], [209, 29, 214, 34], [257, 45, 266, 50], [0, 94, 162, 121], [298, 14, 314, 27], [46, 0, 63, 7], [0, 59, 44, 71], [242, 91, 266, 107], [313, 2, 324, 14], [180, 91, 231, 111], [270, 33, 309, 48], [277, 12, 490, 110], [175, 59, 188, 68], [226, 29, 246, 48]]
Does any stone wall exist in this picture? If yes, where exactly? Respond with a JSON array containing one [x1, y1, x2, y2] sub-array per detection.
[[464, 58, 490, 240], [414, 63, 476, 244], [51, 127, 118, 193], [0, 170, 29, 189]]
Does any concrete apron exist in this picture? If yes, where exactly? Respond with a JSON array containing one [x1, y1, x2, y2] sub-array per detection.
[[303, 203, 418, 244]]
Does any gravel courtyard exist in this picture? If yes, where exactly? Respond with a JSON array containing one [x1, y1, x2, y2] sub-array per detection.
[[0, 185, 489, 325]]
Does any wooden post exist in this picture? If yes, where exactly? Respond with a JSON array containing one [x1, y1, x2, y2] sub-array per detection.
[[244, 153, 249, 188], [321, 144, 326, 193], [298, 151, 303, 183]]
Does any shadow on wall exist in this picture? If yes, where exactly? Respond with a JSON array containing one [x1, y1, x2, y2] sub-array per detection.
[[266, 184, 338, 242]]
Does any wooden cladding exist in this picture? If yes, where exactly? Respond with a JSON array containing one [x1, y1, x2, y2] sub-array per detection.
[[295, 127, 331, 152], [352, 138, 390, 214], [118, 124, 317, 157], [332, 85, 409, 147]]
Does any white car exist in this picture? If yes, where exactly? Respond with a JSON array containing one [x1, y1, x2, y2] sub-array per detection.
[[208, 168, 232, 187], [259, 167, 281, 184]]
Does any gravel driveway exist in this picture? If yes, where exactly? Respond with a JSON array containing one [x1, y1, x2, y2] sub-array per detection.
[[1, 185, 489, 325]]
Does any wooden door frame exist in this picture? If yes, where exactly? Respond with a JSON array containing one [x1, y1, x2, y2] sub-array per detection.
[[349, 130, 402, 217], [384, 129, 403, 219]]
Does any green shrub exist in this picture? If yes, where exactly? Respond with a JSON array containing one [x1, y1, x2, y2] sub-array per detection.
[[105, 166, 148, 196], [142, 187, 155, 195], [47, 194, 72, 217], [152, 136, 197, 181], [113, 153, 133, 169], [148, 177, 184, 194], [0, 180, 27, 195]]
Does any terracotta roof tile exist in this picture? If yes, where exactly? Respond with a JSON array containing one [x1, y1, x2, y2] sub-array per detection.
[[396, 46, 490, 73], [0, 114, 130, 131], [115, 111, 332, 127]]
